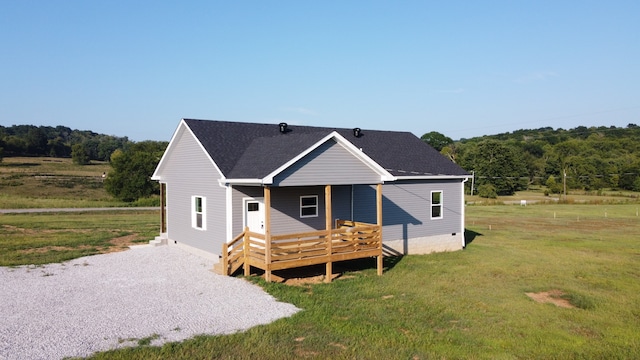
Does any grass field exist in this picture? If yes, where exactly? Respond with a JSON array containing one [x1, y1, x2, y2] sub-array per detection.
[[0, 157, 158, 208], [2, 203, 638, 359], [0, 210, 159, 266], [2, 157, 639, 358]]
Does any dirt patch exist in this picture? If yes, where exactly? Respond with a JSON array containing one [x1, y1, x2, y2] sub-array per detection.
[[526, 289, 576, 309], [105, 234, 141, 253], [18, 245, 94, 254], [284, 274, 329, 286], [16, 234, 142, 255], [2, 225, 93, 236]]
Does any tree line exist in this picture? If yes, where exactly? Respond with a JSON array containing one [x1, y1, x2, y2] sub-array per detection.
[[0, 124, 131, 162], [0, 124, 168, 202], [422, 124, 640, 197]]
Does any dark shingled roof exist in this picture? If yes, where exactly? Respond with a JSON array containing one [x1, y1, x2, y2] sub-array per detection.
[[183, 119, 469, 179]]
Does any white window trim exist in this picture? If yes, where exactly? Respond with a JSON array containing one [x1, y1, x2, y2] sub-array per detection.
[[192, 195, 207, 230], [431, 190, 443, 220], [300, 195, 319, 218]]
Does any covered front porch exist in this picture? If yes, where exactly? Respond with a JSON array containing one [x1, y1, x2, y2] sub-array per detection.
[[215, 184, 383, 282]]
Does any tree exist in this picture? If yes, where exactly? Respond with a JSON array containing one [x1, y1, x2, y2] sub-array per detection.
[[461, 140, 528, 196], [71, 143, 90, 165], [619, 159, 640, 191], [104, 141, 167, 202], [546, 175, 562, 194], [26, 127, 48, 155], [421, 131, 453, 151]]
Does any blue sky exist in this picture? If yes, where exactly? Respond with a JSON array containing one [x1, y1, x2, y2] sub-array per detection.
[[1, 1, 638, 141]]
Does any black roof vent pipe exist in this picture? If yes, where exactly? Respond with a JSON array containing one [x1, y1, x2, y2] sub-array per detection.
[[279, 122, 288, 133], [353, 128, 361, 137]]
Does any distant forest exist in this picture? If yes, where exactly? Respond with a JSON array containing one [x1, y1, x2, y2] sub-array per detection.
[[0, 124, 131, 161], [3, 123, 640, 195], [433, 123, 640, 195]]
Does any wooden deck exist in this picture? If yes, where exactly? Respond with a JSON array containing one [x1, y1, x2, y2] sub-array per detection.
[[217, 220, 383, 282]]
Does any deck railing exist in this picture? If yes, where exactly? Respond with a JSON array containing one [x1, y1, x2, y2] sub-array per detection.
[[218, 220, 383, 282]]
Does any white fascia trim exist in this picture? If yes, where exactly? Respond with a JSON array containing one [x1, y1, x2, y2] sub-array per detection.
[[394, 175, 472, 181], [221, 178, 263, 186], [262, 131, 395, 184], [152, 119, 226, 181]]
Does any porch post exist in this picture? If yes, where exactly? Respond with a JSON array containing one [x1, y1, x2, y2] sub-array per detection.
[[376, 183, 383, 276], [264, 186, 272, 282], [243, 227, 250, 277], [325, 184, 333, 283]]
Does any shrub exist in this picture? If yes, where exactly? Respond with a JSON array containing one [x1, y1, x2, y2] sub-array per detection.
[[477, 184, 498, 199]]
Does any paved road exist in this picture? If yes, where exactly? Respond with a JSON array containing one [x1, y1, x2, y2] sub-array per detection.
[[0, 207, 159, 214]]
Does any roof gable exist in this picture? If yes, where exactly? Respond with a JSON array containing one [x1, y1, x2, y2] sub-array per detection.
[[180, 119, 469, 181], [152, 120, 223, 180], [271, 138, 385, 186]]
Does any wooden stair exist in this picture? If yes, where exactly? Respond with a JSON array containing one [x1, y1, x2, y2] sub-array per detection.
[[212, 262, 226, 275]]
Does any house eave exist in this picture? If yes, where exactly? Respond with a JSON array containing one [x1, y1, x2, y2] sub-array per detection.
[[222, 178, 264, 186], [394, 174, 472, 181]]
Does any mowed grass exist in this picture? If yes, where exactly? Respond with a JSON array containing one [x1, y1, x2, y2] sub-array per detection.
[[0, 210, 159, 266], [467, 189, 640, 205], [80, 203, 640, 360], [0, 157, 157, 208]]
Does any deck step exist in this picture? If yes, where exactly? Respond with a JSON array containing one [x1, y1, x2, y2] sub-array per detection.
[[212, 262, 226, 275], [149, 236, 167, 247]]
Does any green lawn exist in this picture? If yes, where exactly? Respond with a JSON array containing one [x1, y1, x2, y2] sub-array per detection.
[[80, 204, 640, 359], [2, 201, 639, 359], [0, 210, 159, 266]]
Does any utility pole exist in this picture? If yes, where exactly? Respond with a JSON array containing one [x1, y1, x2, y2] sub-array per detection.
[[470, 170, 475, 195], [563, 168, 567, 200]]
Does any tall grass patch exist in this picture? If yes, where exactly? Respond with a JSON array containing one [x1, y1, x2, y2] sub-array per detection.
[[0, 157, 156, 208]]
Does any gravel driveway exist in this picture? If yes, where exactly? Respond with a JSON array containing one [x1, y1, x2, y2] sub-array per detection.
[[0, 246, 299, 360]]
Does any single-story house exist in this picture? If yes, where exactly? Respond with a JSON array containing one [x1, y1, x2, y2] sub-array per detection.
[[151, 119, 471, 279]]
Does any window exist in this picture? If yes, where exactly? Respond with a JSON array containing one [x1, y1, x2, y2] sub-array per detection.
[[247, 202, 259, 212], [431, 191, 443, 219], [300, 195, 318, 218], [192, 196, 206, 230]]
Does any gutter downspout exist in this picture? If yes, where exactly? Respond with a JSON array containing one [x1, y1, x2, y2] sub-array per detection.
[[461, 177, 469, 248]]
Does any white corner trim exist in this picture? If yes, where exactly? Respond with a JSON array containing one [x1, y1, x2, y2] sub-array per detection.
[[225, 184, 233, 244]]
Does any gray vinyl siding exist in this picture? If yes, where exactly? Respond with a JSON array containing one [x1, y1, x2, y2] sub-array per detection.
[[353, 179, 463, 242], [271, 187, 326, 233], [234, 185, 346, 235], [159, 127, 226, 253], [231, 186, 263, 236], [331, 185, 352, 224], [272, 139, 381, 186]]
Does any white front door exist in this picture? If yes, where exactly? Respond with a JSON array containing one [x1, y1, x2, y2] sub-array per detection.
[[244, 198, 265, 234]]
